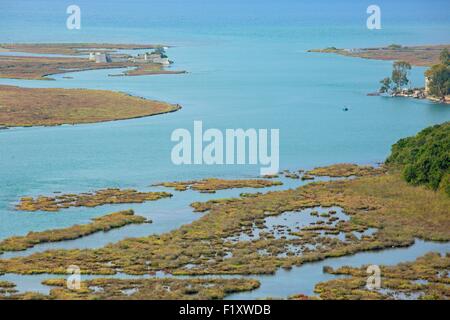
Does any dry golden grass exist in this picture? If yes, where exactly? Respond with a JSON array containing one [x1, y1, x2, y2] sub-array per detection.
[[314, 252, 450, 300], [0, 85, 181, 127]]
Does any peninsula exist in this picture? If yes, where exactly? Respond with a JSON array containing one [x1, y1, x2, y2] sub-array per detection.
[[0, 85, 181, 127], [308, 44, 450, 67]]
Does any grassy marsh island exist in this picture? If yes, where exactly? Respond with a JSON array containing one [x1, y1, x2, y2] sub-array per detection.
[[313, 252, 449, 300], [16, 188, 172, 212], [155, 178, 283, 193], [0, 210, 148, 253], [0, 278, 260, 300], [0, 85, 181, 127], [306, 163, 386, 178], [308, 44, 450, 67]]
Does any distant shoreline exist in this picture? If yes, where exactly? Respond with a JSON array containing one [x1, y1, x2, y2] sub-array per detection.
[[308, 44, 450, 67]]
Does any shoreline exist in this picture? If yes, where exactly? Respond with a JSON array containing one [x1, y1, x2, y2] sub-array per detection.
[[0, 43, 187, 128], [309, 44, 450, 105]]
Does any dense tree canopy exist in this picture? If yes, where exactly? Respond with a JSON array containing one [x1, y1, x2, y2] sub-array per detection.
[[386, 122, 450, 196]]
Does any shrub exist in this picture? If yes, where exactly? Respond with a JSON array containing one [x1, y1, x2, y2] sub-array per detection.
[[386, 122, 450, 195]]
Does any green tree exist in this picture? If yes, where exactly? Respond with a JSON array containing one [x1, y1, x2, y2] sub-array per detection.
[[391, 61, 411, 91], [379, 77, 392, 93], [425, 64, 450, 98], [439, 48, 449, 66]]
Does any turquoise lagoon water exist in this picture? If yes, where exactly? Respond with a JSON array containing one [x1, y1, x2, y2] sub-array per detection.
[[0, 0, 449, 297]]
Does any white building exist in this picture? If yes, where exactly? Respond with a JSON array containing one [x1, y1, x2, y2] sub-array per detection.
[[88, 52, 112, 63]]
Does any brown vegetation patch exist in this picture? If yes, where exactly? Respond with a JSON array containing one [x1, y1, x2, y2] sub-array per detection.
[[307, 163, 386, 178], [16, 188, 172, 212], [0, 85, 181, 127], [35, 278, 260, 300], [155, 178, 282, 193], [0, 280, 17, 296], [314, 252, 450, 300]]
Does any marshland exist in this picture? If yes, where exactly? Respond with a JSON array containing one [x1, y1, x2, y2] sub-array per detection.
[[0, 0, 449, 300]]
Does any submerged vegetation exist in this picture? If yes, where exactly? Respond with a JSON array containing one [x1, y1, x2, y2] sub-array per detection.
[[16, 188, 172, 212], [0, 210, 147, 253], [386, 122, 450, 196], [155, 178, 282, 193], [0, 85, 181, 127], [314, 252, 449, 300]]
